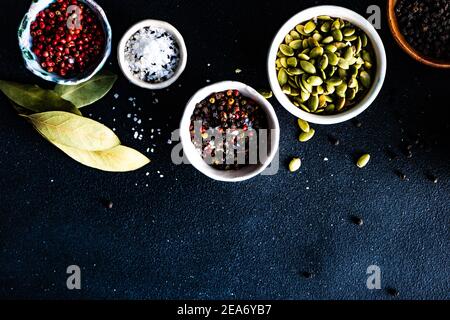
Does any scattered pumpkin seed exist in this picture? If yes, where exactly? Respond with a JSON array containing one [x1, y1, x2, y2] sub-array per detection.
[[289, 158, 302, 172], [297, 118, 310, 133], [357, 154, 371, 168], [299, 128, 316, 142]]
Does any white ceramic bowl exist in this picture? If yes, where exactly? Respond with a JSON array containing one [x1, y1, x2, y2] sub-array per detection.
[[180, 81, 280, 182], [118, 19, 187, 90], [268, 5, 387, 125]]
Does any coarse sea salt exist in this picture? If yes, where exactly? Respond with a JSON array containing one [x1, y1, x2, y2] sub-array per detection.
[[124, 26, 180, 84]]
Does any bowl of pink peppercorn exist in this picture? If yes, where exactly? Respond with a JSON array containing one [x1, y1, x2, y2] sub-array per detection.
[[18, 0, 112, 85]]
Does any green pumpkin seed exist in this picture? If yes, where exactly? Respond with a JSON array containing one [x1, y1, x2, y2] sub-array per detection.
[[289, 158, 302, 172], [289, 40, 303, 50], [300, 90, 310, 102], [318, 15, 332, 20], [287, 68, 304, 76], [300, 61, 316, 74], [296, 25, 308, 36], [285, 34, 293, 44], [278, 69, 288, 86], [258, 89, 273, 99], [332, 29, 343, 41], [328, 66, 337, 77], [304, 21, 316, 34], [288, 79, 298, 88], [318, 68, 327, 80], [298, 118, 310, 133], [299, 128, 316, 142], [302, 39, 310, 49], [322, 36, 334, 44], [321, 22, 331, 33], [326, 52, 339, 66], [307, 76, 323, 86], [309, 95, 319, 111], [355, 36, 362, 54], [282, 84, 292, 95], [298, 53, 310, 61], [299, 103, 310, 112], [325, 44, 338, 53], [336, 97, 346, 111], [280, 44, 294, 56], [290, 30, 301, 40], [356, 154, 370, 168], [325, 104, 335, 113], [334, 42, 347, 49], [287, 57, 298, 68], [318, 55, 328, 70], [342, 28, 355, 37], [348, 77, 358, 88], [301, 74, 313, 92], [361, 34, 368, 47], [316, 85, 325, 95], [362, 50, 372, 63], [343, 46, 355, 60], [290, 88, 300, 97], [309, 38, 320, 47], [331, 20, 341, 30], [338, 58, 350, 70], [336, 83, 348, 98], [312, 33, 322, 42], [344, 35, 358, 42], [326, 77, 343, 87], [325, 84, 335, 95], [310, 46, 324, 58], [346, 88, 357, 100], [360, 71, 372, 88]]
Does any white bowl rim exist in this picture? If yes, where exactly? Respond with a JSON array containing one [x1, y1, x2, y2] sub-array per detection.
[[180, 81, 281, 182], [18, 0, 112, 86], [117, 19, 188, 90], [267, 5, 387, 125]]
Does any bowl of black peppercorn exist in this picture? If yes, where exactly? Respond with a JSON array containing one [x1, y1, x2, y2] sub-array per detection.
[[388, 0, 450, 68]]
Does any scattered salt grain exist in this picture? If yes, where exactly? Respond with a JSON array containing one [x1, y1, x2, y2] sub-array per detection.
[[134, 132, 139, 139], [114, 93, 119, 99], [235, 68, 242, 74]]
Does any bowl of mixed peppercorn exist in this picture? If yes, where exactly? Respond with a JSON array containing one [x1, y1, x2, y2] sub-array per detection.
[[180, 81, 280, 182], [268, 6, 387, 125], [388, 0, 450, 68], [18, 0, 112, 85]]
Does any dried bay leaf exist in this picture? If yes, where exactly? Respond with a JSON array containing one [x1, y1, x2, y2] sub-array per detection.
[[24, 111, 120, 151], [0, 80, 81, 115], [54, 71, 118, 108], [53, 142, 150, 172]]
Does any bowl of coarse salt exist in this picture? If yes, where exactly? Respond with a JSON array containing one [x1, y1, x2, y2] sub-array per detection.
[[118, 19, 187, 90]]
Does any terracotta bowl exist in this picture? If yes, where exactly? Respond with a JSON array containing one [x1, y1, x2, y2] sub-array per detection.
[[387, 0, 450, 69]]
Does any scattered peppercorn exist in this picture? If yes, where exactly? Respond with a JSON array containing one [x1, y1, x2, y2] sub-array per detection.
[[301, 271, 314, 279], [351, 215, 364, 226], [30, 0, 106, 78], [426, 172, 439, 184], [328, 135, 340, 146], [352, 119, 362, 128], [396, 0, 450, 61], [394, 170, 407, 180], [386, 287, 400, 297], [102, 200, 113, 209]]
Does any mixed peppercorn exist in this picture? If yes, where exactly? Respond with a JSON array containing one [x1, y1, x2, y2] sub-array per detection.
[[31, 0, 106, 78], [190, 90, 267, 170]]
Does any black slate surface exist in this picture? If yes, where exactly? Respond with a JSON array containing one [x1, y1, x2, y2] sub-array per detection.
[[0, 0, 449, 300]]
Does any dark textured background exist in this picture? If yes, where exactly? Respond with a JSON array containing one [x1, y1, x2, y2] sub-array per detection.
[[0, 0, 449, 300]]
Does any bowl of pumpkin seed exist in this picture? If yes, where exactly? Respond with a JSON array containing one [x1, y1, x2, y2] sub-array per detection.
[[268, 6, 387, 124]]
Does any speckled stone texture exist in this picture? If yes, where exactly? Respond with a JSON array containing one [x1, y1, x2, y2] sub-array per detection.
[[0, 0, 449, 300]]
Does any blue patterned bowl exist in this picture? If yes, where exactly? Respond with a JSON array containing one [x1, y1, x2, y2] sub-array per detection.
[[18, 0, 112, 85]]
